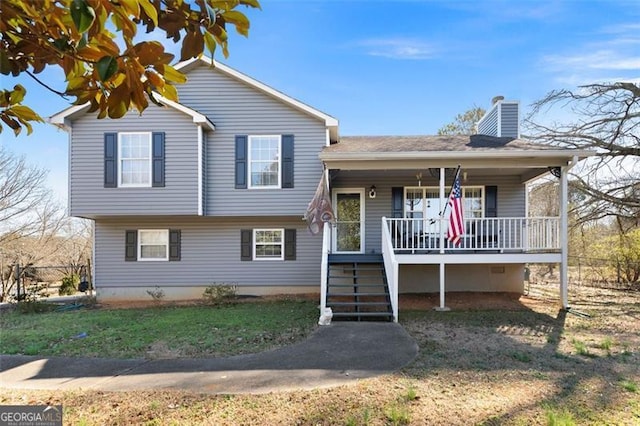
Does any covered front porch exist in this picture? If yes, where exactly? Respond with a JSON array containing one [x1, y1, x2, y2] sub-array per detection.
[[317, 135, 592, 323]]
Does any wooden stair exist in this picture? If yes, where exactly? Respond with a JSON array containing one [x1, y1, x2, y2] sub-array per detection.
[[326, 254, 393, 322]]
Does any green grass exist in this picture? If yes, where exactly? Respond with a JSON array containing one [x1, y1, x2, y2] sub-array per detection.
[[544, 405, 576, 426], [0, 300, 318, 358], [619, 379, 638, 393], [571, 338, 595, 357]]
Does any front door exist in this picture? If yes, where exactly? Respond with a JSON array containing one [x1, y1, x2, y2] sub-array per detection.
[[332, 189, 365, 253]]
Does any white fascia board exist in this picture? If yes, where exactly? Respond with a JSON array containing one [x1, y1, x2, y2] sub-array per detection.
[[49, 104, 89, 130], [175, 56, 339, 139], [319, 149, 595, 162], [153, 94, 215, 131], [48, 94, 215, 131]]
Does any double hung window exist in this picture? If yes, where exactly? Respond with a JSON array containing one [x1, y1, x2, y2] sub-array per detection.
[[248, 135, 281, 188], [119, 132, 152, 187], [253, 229, 284, 260], [138, 230, 169, 261]]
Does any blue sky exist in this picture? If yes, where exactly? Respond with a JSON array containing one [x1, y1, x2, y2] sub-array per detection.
[[1, 0, 639, 206]]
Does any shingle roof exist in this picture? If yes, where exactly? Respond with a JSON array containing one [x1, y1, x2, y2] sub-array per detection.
[[324, 135, 557, 153]]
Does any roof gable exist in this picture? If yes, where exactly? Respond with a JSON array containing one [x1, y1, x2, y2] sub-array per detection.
[[49, 94, 215, 131], [175, 57, 338, 141]]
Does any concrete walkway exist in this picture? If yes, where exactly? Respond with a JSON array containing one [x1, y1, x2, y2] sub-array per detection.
[[0, 323, 418, 394]]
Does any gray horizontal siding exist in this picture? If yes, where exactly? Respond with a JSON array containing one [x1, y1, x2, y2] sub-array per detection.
[[178, 65, 326, 216], [500, 103, 519, 138], [477, 107, 498, 136], [94, 217, 322, 289], [330, 172, 525, 253], [70, 105, 199, 217]]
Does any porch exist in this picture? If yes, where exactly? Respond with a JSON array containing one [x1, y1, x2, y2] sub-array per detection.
[[320, 215, 563, 323], [316, 134, 592, 323]]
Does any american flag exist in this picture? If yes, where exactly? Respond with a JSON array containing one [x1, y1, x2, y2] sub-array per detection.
[[446, 171, 465, 245]]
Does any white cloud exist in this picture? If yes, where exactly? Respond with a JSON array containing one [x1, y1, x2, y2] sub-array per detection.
[[356, 38, 436, 60], [543, 50, 640, 71], [540, 22, 640, 85]]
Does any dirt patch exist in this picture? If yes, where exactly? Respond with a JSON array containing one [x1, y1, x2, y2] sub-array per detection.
[[399, 291, 529, 311], [98, 293, 319, 310]]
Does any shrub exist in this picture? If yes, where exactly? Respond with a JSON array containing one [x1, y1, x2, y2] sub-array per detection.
[[17, 282, 54, 314], [59, 274, 79, 296], [203, 283, 237, 305]]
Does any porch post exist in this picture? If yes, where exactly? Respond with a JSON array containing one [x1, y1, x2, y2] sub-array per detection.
[[439, 167, 445, 255], [435, 168, 450, 311], [560, 165, 569, 309]]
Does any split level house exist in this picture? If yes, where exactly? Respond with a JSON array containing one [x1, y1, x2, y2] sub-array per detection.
[[50, 57, 592, 322]]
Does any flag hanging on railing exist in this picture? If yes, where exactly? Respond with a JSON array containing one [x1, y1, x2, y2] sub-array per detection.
[[446, 169, 465, 245], [304, 169, 335, 235]]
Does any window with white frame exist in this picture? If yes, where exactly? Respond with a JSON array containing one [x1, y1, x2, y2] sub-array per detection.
[[463, 187, 484, 218], [119, 132, 152, 187], [253, 229, 284, 260], [138, 229, 169, 261], [404, 186, 485, 220], [248, 135, 281, 188]]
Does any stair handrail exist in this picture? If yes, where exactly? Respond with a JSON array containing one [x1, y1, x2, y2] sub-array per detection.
[[381, 216, 399, 322], [319, 221, 331, 318]]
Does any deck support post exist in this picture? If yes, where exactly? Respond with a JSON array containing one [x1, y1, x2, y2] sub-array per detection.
[[435, 262, 450, 311], [560, 165, 569, 309], [435, 167, 450, 311]]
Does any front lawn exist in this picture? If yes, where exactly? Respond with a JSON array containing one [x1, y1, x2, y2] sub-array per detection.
[[0, 299, 318, 358], [1, 285, 639, 425]]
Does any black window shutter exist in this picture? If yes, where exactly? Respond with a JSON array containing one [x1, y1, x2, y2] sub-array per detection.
[[392, 187, 404, 218], [169, 229, 181, 261], [152, 132, 165, 187], [125, 230, 137, 261], [485, 186, 498, 217], [240, 229, 252, 261], [235, 135, 248, 189], [281, 134, 294, 188], [284, 229, 296, 260], [104, 133, 117, 188]]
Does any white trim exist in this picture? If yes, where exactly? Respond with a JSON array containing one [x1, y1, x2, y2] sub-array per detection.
[[253, 228, 285, 261], [395, 252, 562, 264], [247, 135, 282, 189], [332, 188, 366, 254], [91, 219, 96, 286], [67, 127, 72, 213], [497, 103, 502, 137], [174, 57, 339, 139], [320, 149, 594, 162], [197, 125, 203, 215], [153, 94, 215, 131], [49, 93, 215, 132], [137, 229, 169, 261], [117, 132, 153, 188]]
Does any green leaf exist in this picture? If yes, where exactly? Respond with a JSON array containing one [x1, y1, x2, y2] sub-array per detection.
[[96, 56, 118, 82], [139, 0, 158, 26], [10, 85, 27, 105], [70, 0, 96, 34], [162, 65, 187, 84], [0, 50, 11, 75], [9, 105, 44, 122], [203, 32, 217, 58]]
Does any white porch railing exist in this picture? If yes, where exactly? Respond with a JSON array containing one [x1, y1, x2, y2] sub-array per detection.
[[381, 217, 399, 322], [385, 217, 560, 252]]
